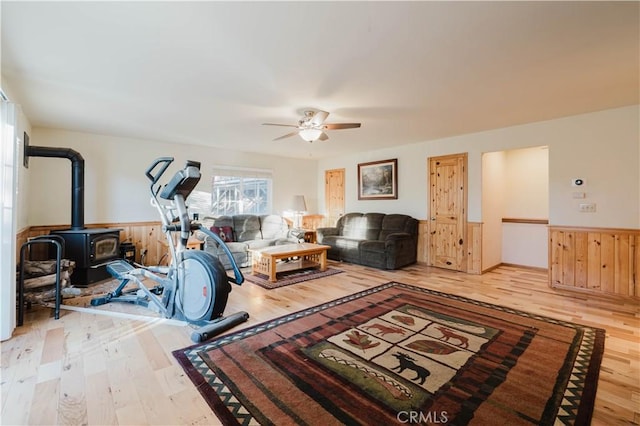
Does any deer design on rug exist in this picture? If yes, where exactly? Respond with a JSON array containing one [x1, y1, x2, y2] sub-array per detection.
[[391, 352, 431, 385], [435, 326, 469, 349], [362, 323, 407, 337]]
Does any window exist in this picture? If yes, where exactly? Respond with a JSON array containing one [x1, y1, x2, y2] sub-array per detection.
[[186, 190, 213, 218], [207, 166, 273, 216]]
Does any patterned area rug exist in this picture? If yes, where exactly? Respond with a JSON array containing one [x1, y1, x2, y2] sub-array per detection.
[[244, 266, 343, 289], [173, 282, 605, 425]]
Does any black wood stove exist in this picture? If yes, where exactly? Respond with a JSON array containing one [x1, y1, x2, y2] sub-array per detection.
[[49, 228, 121, 286], [27, 145, 121, 286]]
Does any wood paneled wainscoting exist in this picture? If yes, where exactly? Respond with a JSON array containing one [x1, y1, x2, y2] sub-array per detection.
[[417, 220, 482, 274], [15, 227, 30, 261], [549, 226, 640, 298], [466, 222, 482, 274], [19, 222, 168, 266], [417, 220, 429, 265]]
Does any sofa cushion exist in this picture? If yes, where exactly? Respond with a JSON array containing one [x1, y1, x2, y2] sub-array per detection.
[[359, 240, 387, 268], [322, 236, 362, 262], [221, 241, 248, 252], [231, 215, 261, 241], [211, 215, 234, 228], [339, 213, 384, 240], [214, 247, 250, 269], [379, 214, 414, 240], [205, 240, 249, 269], [359, 240, 386, 252], [245, 239, 273, 250], [260, 214, 290, 240]]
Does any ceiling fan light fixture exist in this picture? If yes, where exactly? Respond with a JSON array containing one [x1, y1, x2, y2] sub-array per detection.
[[299, 128, 323, 142], [263, 109, 360, 142]]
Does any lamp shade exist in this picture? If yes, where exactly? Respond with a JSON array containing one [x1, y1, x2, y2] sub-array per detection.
[[292, 195, 307, 212], [299, 128, 322, 142]]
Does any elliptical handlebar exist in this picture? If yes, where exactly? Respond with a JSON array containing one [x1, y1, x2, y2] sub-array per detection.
[[145, 157, 174, 185]]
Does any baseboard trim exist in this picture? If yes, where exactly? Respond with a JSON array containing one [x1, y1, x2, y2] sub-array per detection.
[[499, 262, 548, 272], [483, 262, 548, 274]]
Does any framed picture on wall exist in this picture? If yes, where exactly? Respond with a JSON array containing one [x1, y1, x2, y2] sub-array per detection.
[[358, 158, 398, 200]]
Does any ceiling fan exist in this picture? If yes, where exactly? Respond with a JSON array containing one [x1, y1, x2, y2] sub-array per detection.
[[262, 110, 361, 142]]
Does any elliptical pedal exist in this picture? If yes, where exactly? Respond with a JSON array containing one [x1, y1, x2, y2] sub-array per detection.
[[106, 259, 135, 279]]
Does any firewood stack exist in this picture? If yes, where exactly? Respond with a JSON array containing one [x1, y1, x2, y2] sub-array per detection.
[[18, 259, 80, 304]]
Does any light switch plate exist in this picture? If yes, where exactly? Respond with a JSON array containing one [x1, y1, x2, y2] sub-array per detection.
[[579, 203, 596, 212]]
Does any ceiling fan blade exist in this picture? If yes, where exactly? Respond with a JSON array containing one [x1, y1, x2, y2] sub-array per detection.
[[262, 123, 299, 128], [318, 132, 329, 141], [322, 123, 361, 130], [273, 131, 300, 141], [310, 110, 329, 126]]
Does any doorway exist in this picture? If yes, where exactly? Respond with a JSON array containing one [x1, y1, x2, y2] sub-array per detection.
[[481, 146, 549, 271]]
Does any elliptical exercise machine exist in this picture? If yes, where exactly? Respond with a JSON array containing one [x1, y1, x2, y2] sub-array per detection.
[[91, 157, 248, 342]]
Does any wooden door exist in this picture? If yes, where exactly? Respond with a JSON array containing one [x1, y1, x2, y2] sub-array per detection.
[[428, 154, 468, 271], [325, 169, 345, 227]]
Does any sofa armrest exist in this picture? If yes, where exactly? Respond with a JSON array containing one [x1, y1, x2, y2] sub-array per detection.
[[316, 227, 339, 243], [204, 235, 220, 249], [384, 232, 417, 269], [289, 229, 306, 242]]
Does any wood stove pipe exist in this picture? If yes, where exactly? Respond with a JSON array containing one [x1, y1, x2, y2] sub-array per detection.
[[26, 145, 85, 230]]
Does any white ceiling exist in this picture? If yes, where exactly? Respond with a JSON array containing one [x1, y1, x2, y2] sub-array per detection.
[[2, 1, 638, 159]]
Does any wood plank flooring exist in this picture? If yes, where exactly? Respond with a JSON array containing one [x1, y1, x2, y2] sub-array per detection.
[[2, 262, 638, 425]]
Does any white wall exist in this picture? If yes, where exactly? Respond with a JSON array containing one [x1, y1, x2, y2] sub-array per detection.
[[25, 129, 318, 226], [502, 223, 548, 268], [501, 146, 549, 268], [317, 105, 640, 230], [314, 143, 430, 220], [503, 147, 548, 219], [481, 151, 506, 270], [549, 108, 639, 228]]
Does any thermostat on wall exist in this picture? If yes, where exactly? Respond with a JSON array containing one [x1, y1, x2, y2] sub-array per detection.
[[571, 178, 585, 187]]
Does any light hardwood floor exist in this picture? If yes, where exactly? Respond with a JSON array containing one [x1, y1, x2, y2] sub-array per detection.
[[2, 262, 638, 425]]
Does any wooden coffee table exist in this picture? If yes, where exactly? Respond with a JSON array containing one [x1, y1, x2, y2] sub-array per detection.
[[250, 243, 331, 283]]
